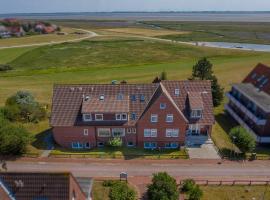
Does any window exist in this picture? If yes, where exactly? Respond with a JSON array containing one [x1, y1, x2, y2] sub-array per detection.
[[85, 142, 90, 149], [144, 129, 157, 137], [166, 129, 179, 137], [99, 95, 105, 101], [165, 142, 179, 149], [71, 142, 83, 149], [117, 93, 124, 100], [116, 114, 122, 121], [188, 124, 200, 135], [98, 128, 111, 137], [251, 73, 257, 79], [151, 114, 158, 123], [127, 141, 134, 147], [112, 128, 125, 137], [160, 103, 166, 109], [83, 129, 88, 136], [127, 128, 136, 134], [95, 114, 103, 121], [83, 114, 92, 121], [166, 114, 174, 123], [140, 95, 145, 102], [130, 95, 136, 101], [122, 114, 127, 121], [132, 128, 136, 133], [116, 113, 128, 121], [191, 110, 202, 118], [98, 142, 104, 147], [131, 113, 136, 120], [175, 89, 180, 96], [144, 142, 157, 149]]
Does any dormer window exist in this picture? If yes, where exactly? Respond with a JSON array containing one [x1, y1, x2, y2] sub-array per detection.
[[140, 95, 145, 102], [115, 113, 128, 121], [130, 95, 136, 101], [99, 95, 105, 101], [117, 93, 124, 100], [84, 95, 90, 101], [122, 113, 128, 121], [190, 109, 202, 118], [175, 89, 180, 96], [95, 114, 103, 121], [131, 113, 136, 120], [83, 114, 92, 121], [160, 103, 166, 109]]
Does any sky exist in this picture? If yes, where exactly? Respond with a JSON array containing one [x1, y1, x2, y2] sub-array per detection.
[[1, 0, 270, 14]]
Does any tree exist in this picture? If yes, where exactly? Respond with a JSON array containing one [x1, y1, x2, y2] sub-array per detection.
[[160, 71, 167, 80], [229, 126, 256, 153], [191, 58, 224, 107], [4, 91, 46, 123], [147, 172, 179, 200], [188, 185, 203, 200], [181, 179, 195, 192], [108, 137, 123, 147], [109, 181, 136, 200], [0, 117, 32, 155]]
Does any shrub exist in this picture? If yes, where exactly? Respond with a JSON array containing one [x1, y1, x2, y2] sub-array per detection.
[[4, 91, 46, 123], [0, 117, 32, 155], [229, 126, 256, 153], [110, 181, 136, 200], [108, 137, 123, 147], [0, 64, 12, 72], [181, 179, 195, 192], [147, 172, 179, 200], [188, 185, 203, 200]]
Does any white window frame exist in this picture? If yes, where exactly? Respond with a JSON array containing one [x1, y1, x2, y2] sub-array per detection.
[[160, 103, 166, 109], [151, 114, 158, 123], [191, 109, 202, 118], [83, 129, 88, 136], [188, 124, 200, 135], [166, 114, 174, 123], [116, 113, 128, 121], [97, 128, 111, 137], [95, 114, 103, 121], [132, 128, 136, 134], [144, 129, 157, 137], [99, 94, 105, 101], [116, 114, 122, 121], [83, 114, 92, 122], [112, 128, 125, 137], [166, 129, 179, 137], [122, 113, 128, 121], [175, 89, 180, 96]]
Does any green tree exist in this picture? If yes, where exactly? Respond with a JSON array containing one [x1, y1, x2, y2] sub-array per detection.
[[147, 172, 179, 200], [191, 58, 224, 107], [160, 71, 167, 80], [109, 181, 136, 200], [0, 117, 32, 155], [188, 185, 203, 200], [229, 126, 256, 153], [181, 179, 195, 192]]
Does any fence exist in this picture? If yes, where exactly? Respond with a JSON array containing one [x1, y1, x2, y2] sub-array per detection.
[[180, 179, 270, 186]]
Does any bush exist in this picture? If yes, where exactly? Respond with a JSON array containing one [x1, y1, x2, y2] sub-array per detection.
[[229, 126, 256, 153], [0, 117, 32, 155], [4, 91, 46, 123], [108, 137, 123, 147], [0, 64, 12, 72], [188, 185, 203, 200], [103, 181, 136, 200], [181, 179, 195, 192], [147, 172, 179, 200]]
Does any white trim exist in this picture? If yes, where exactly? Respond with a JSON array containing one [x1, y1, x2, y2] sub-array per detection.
[[112, 128, 125, 137], [166, 114, 174, 123], [97, 128, 111, 137], [144, 129, 157, 137], [166, 129, 179, 137], [160, 103, 166, 109], [0, 180, 16, 200], [83, 114, 92, 121], [151, 114, 158, 123], [84, 129, 88, 136], [95, 114, 103, 121]]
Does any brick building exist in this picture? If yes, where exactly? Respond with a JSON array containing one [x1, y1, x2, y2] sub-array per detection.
[[51, 80, 215, 149], [225, 63, 270, 143]]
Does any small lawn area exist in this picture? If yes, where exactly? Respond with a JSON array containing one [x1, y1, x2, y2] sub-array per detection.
[[51, 146, 188, 159], [201, 185, 270, 200], [92, 181, 110, 200]]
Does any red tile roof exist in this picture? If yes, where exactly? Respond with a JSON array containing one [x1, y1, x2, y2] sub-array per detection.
[[188, 92, 204, 110], [51, 81, 214, 126]]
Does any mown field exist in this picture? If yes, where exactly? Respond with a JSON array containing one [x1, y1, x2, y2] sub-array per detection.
[[1, 22, 270, 155], [140, 21, 270, 44]]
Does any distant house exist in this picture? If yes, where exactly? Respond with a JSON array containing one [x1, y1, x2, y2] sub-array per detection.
[[3, 18, 19, 24], [0, 172, 93, 200], [225, 63, 270, 143], [0, 25, 10, 38], [50, 80, 215, 149], [7, 26, 25, 37]]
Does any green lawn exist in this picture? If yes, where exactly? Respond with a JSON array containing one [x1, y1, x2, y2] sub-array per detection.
[[201, 185, 270, 200], [92, 181, 110, 200], [51, 146, 188, 159], [141, 21, 270, 44]]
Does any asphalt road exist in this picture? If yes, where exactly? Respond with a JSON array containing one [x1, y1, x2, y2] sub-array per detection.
[[5, 160, 270, 179]]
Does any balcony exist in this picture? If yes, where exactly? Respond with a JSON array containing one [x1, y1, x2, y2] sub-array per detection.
[[226, 92, 267, 125]]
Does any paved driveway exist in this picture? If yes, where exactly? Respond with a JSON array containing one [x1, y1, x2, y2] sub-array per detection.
[[187, 143, 221, 159]]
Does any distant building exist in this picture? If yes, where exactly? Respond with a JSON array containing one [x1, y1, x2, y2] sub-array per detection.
[[0, 172, 93, 200], [50, 80, 215, 149], [225, 63, 270, 143]]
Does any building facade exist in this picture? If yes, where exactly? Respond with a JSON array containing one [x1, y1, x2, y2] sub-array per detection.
[[225, 63, 270, 143], [51, 80, 215, 149]]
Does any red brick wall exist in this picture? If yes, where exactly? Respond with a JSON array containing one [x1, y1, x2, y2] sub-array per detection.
[[53, 126, 96, 148], [137, 93, 188, 148], [69, 175, 87, 200], [0, 186, 12, 200]]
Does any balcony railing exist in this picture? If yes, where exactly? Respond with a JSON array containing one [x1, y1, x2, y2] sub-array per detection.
[[226, 92, 267, 126]]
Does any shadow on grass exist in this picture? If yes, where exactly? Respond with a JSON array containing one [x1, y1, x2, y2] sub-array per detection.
[[215, 112, 238, 135], [31, 128, 53, 150]]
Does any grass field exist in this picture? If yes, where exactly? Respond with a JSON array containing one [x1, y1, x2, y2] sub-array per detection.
[[92, 181, 110, 200], [0, 27, 87, 47], [201, 185, 270, 200], [140, 21, 270, 44]]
